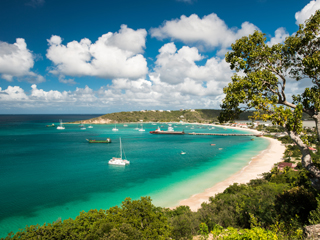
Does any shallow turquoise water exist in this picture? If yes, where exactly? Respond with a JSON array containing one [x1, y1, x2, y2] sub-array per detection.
[[0, 115, 269, 238]]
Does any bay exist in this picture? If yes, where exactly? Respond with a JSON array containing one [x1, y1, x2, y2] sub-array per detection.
[[0, 115, 269, 238]]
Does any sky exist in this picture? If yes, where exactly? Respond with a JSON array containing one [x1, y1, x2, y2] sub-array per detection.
[[0, 0, 319, 114]]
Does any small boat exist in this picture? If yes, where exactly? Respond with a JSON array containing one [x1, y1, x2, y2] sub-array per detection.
[[251, 138, 255, 141], [46, 124, 55, 127], [139, 124, 145, 132], [180, 151, 186, 155], [219, 148, 223, 150], [88, 125, 93, 128], [108, 138, 130, 165], [87, 138, 111, 143], [167, 126, 174, 132], [81, 127, 86, 130], [134, 124, 139, 130], [112, 124, 118, 131], [123, 124, 128, 127], [57, 120, 65, 130], [210, 144, 216, 146]]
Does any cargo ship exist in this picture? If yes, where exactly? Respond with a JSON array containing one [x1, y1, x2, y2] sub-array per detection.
[[150, 127, 185, 135], [86, 138, 111, 143]]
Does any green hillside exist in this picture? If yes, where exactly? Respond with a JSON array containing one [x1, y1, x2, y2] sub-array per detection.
[[74, 109, 256, 124]]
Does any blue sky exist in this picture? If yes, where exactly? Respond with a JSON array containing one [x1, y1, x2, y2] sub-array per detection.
[[0, 0, 319, 114]]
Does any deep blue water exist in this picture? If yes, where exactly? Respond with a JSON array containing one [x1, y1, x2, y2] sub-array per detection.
[[0, 115, 269, 238]]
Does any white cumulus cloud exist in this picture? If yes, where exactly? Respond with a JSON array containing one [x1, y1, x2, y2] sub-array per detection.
[[0, 38, 44, 83], [46, 25, 148, 80], [266, 27, 289, 46], [150, 13, 258, 52], [151, 42, 232, 85], [295, 0, 320, 25]]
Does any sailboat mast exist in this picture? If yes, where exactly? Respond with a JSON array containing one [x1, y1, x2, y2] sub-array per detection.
[[120, 137, 122, 159]]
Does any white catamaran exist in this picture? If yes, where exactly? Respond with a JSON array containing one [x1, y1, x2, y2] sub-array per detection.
[[108, 138, 130, 166], [112, 124, 118, 131], [57, 119, 65, 130], [139, 124, 145, 132]]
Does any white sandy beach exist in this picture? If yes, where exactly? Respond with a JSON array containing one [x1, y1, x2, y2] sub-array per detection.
[[177, 126, 286, 211]]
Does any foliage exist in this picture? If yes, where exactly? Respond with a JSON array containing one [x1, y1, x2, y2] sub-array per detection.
[[277, 136, 294, 144], [211, 215, 303, 240], [284, 145, 301, 159], [197, 166, 316, 239], [198, 182, 289, 230], [265, 126, 285, 133], [308, 195, 320, 225], [198, 222, 209, 240], [219, 10, 320, 188], [4, 197, 171, 240], [164, 206, 199, 240]]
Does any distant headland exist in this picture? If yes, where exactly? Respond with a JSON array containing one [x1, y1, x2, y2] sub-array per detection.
[[70, 109, 256, 124], [70, 109, 312, 124]]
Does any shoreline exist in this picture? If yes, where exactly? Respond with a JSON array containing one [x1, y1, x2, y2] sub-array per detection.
[[176, 126, 286, 211]]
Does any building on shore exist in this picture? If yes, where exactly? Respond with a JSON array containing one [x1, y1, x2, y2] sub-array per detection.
[[278, 162, 297, 171]]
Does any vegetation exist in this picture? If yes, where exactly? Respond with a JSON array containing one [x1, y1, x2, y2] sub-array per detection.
[[219, 10, 320, 189], [74, 109, 257, 124], [3, 197, 171, 240]]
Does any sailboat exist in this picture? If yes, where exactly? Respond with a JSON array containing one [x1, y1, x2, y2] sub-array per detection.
[[57, 119, 65, 130], [108, 138, 130, 165], [139, 124, 145, 131], [80, 122, 86, 130], [134, 124, 139, 130], [112, 124, 118, 131]]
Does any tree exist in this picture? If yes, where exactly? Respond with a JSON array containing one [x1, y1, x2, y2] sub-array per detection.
[[219, 10, 320, 188]]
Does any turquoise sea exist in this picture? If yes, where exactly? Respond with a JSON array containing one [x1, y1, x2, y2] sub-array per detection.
[[0, 114, 269, 238]]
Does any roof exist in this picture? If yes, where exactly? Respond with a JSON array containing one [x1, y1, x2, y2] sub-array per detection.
[[278, 162, 293, 167]]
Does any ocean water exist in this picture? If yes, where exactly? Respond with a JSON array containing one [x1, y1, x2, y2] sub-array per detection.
[[0, 115, 269, 238]]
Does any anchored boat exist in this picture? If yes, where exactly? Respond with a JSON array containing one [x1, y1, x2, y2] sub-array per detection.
[[86, 138, 111, 143], [149, 126, 185, 135], [108, 138, 129, 165], [57, 120, 65, 130]]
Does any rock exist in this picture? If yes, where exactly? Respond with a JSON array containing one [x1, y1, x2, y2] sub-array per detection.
[[305, 224, 320, 239]]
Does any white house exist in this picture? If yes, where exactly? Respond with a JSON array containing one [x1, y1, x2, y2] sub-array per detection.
[[140, 110, 146, 112], [167, 110, 171, 112], [159, 110, 163, 112]]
